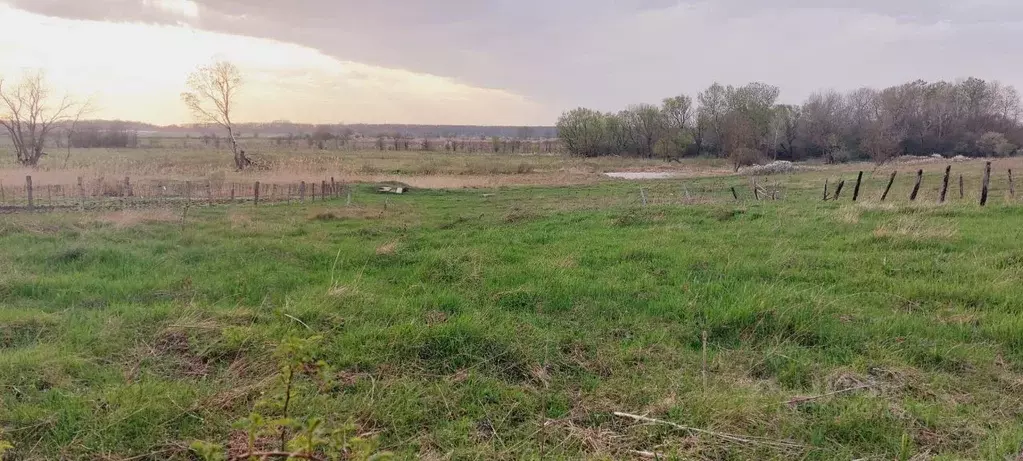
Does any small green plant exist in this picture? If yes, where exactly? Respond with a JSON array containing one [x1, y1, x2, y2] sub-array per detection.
[[191, 336, 391, 461], [0, 430, 13, 457]]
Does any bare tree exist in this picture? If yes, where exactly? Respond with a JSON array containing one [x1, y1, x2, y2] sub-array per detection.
[[181, 60, 251, 170], [0, 72, 83, 167], [772, 105, 801, 160], [801, 90, 846, 163]]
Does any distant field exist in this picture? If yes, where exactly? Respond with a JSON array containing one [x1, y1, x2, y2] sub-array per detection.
[[0, 145, 737, 193], [1, 160, 1022, 459]]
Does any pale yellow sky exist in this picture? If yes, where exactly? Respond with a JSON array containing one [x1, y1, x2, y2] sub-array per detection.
[[0, 3, 550, 125]]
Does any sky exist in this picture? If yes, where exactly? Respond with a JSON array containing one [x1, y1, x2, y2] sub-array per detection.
[[2, 0, 1022, 125]]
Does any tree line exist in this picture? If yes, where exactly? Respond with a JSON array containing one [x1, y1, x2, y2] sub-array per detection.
[[557, 78, 1023, 169]]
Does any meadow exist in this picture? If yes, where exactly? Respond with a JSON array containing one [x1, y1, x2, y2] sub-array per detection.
[[1, 148, 1022, 460]]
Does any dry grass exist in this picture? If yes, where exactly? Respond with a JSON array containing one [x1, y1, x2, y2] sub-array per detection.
[[375, 240, 399, 256], [873, 217, 959, 241], [90, 209, 179, 228], [0, 147, 735, 196]]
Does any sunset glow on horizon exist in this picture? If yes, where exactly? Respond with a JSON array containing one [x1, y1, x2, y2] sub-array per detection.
[[0, 4, 550, 125]]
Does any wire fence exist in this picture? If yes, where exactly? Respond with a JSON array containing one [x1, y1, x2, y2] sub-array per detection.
[[0, 175, 350, 213]]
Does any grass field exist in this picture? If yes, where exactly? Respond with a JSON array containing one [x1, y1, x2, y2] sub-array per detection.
[[0, 145, 732, 192], [1, 156, 1023, 460]]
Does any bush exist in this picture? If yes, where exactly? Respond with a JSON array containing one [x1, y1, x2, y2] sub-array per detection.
[[730, 148, 761, 171]]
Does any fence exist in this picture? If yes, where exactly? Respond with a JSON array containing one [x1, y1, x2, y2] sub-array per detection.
[[1, 162, 1016, 214], [818, 161, 1013, 206], [0, 176, 349, 213]]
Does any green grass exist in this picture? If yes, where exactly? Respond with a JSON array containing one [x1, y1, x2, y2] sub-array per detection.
[[1, 173, 1022, 460]]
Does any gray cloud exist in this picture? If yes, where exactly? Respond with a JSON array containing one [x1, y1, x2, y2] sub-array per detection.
[[7, 0, 1023, 120]]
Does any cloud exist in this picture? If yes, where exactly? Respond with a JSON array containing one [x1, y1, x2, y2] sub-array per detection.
[[4, 0, 1023, 120], [0, 5, 550, 125]]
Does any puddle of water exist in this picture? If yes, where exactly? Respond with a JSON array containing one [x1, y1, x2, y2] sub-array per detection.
[[603, 172, 678, 179]]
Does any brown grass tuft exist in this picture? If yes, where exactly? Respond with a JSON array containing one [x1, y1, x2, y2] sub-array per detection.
[[873, 217, 958, 241], [93, 209, 178, 228], [376, 240, 399, 255]]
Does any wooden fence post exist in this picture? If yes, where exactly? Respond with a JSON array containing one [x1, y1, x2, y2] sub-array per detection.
[[0, 181, 4, 205], [331, 177, 336, 197], [77, 177, 85, 211], [822, 179, 829, 201], [230, 185, 235, 201], [980, 161, 991, 206], [939, 165, 951, 203], [833, 180, 845, 200], [346, 187, 352, 206], [300, 181, 306, 201], [254, 181, 260, 206], [881, 171, 897, 202], [25, 175, 33, 210], [312, 183, 317, 201], [959, 174, 964, 200], [752, 179, 760, 201], [730, 186, 738, 201], [640, 188, 647, 206], [1009, 169, 1015, 199], [909, 169, 923, 201], [124, 176, 132, 197], [322, 181, 327, 201], [852, 171, 863, 201]]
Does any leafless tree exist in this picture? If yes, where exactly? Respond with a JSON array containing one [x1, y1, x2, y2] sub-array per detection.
[[772, 105, 801, 160], [0, 72, 84, 167], [801, 90, 845, 163], [181, 60, 251, 170]]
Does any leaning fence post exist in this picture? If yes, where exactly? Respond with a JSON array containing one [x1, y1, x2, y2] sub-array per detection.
[[939, 165, 951, 203], [980, 161, 991, 206], [833, 180, 845, 200], [1009, 169, 1015, 199], [852, 171, 863, 201], [77, 177, 85, 211], [254, 181, 260, 205], [25, 175, 33, 211], [730, 186, 738, 201], [909, 169, 923, 201], [881, 171, 896, 202]]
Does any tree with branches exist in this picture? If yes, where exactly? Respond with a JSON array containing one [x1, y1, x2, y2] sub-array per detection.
[[181, 60, 252, 170], [0, 72, 84, 167]]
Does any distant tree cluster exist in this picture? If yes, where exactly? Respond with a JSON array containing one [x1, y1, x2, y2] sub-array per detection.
[[68, 124, 139, 148], [558, 78, 1023, 169]]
